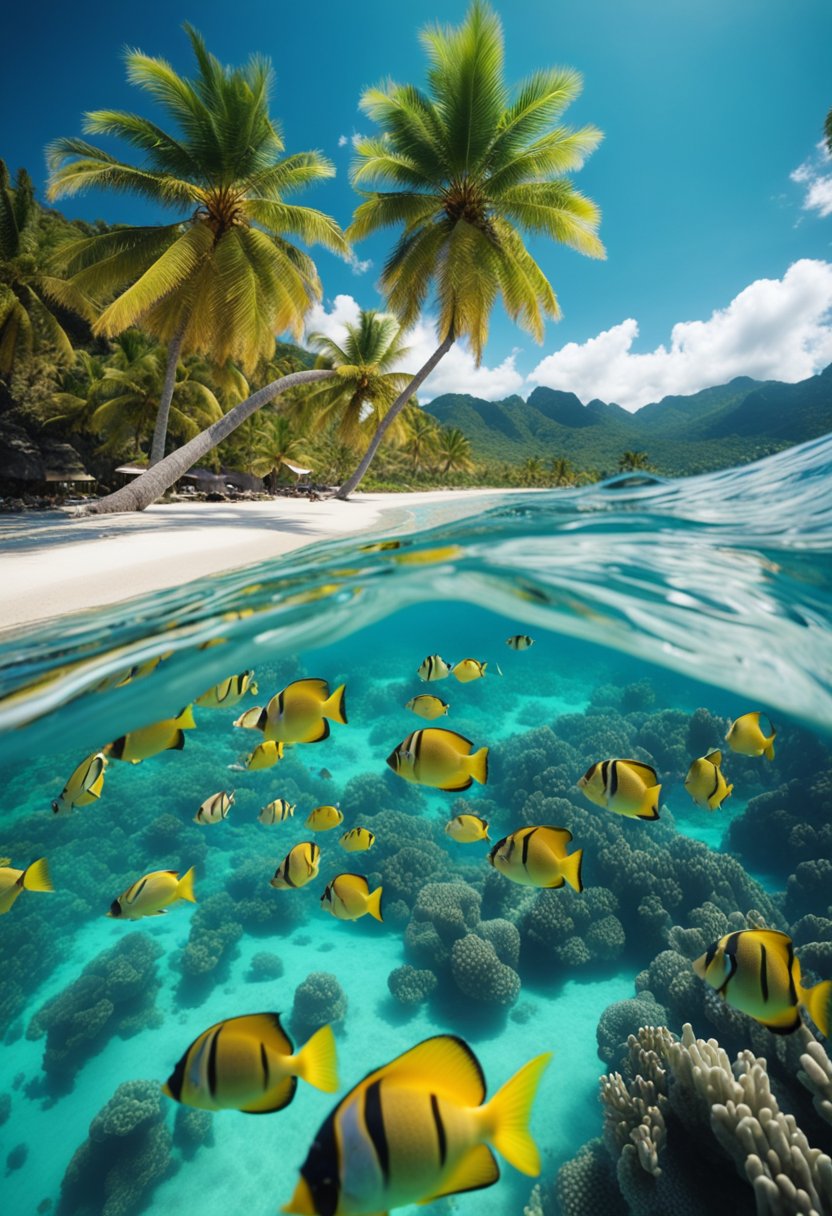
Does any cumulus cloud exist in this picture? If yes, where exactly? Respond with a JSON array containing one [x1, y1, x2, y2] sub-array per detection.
[[527, 259, 832, 410], [791, 142, 832, 218], [337, 132, 366, 149], [337, 134, 348, 147]]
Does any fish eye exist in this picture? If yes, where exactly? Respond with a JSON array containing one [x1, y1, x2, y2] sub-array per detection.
[[51, 800, 60, 813], [109, 900, 122, 918]]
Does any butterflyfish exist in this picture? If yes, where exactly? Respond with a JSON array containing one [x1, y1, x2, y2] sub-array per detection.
[[417, 654, 452, 682], [387, 729, 488, 792], [506, 635, 534, 651], [52, 751, 108, 814], [452, 658, 487, 683], [684, 750, 733, 811], [578, 759, 661, 820], [108, 868, 196, 919], [693, 928, 831, 1036], [163, 1012, 338, 1113], [321, 874, 383, 922], [725, 712, 776, 761], [270, 842, 320, 890], [405, 694, 449, 720], [284, 1034, 551, 1216], [243, 678, 347, 745], [319, 768, 333, 780], [0, 857, 53, 916], [106, 706, 196, 764], [195, 671, 258, 709], [259, 799, 295, 825], [488, 826, 583, 891], [306, 805, 344, 831], [445, 814, 490, 843], [194, 790, 234, 824], [338, 827, 375, 853], [244, 741, 284, 771]]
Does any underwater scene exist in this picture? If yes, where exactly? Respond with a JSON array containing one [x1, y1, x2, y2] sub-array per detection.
[[1, 436, 832, 1216]]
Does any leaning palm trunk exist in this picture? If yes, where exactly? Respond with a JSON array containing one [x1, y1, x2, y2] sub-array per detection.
[[149, 321, 188, 466], [83, 368, 337, 514], [335, 333, 455, 499]]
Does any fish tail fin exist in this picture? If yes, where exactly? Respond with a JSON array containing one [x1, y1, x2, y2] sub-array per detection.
[[801, 979, 832, 1038], [177, 867, 197, 903], [295, 1024, 339, 1093], [22, 857, 53, 893], [637, 785, 661, 820], [324, 684, 348, 725], [709, 783, 733, 810], [467, 747, 489, 785], [250, 680, 259, 696], [561, 849, 584, 894], [764, 737, 775, 761], [176, 705, 197, 730], [484, 1053, 551, 1175], [366, 885, 384, 922]]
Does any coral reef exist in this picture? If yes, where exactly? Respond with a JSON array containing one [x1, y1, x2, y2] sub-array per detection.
[[172, 1107, 214, 1160], [176, 893, 243, 1001], [450, 934, 520, 1006], [247, 951, 284, 982], [291, 972, 347, 1040], [6, 1142, 28, 1173], [0, 1092, 9, 1126], [387, 965, 438, 1006], [521, 886, 626, 974]]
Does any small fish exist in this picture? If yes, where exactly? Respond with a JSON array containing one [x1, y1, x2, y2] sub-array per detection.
[[387, 728, 488, 792], [244, 741, 285, 771], [452, 658, 487, 683], [406, 694, 449, 720], [416, 654, 452, 682], [445, 814, 490, 843], [394, 544, 462, 566], [94, 654, 168, 693], [359, 540, 403, 552], [195, 671, 258, 709], [0, 857, 52, 916], [108, 868, 196, 919], [693, 928, 831, 1036], [321, 873, 383, 922], [578, 759, 661, 820], [52, 751, 108, 814], [270, 842, 321, 890], [338, 827, 375, 853], [194, 790, 234, 824], [163, 1012, 338, 1113], [318, 768, 332, 780], [506, 635, 534, 651], [488, 826, 583, 891], [305, 805, 344, 832], [259, 799, 296, 825], [242, 678, 347, 745], [106, 706, 196, 764], [725, 712, 776, 760], [684, 750, 734, 811], [284, 1035, 551, 1215]]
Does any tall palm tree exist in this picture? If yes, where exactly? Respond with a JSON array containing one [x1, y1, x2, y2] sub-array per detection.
[[401, 406, 439, 473], [332, 0, 604, 498], [521, 456, 544, 485], [618, 450, 651, 472], [249, 415, 309, 492], [48, 25, 347, 465], [549, 456, 574, 486], [437, 426, 474, 475]]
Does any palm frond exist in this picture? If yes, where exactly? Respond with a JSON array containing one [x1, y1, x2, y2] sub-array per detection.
[[95, 222, 213, 335]]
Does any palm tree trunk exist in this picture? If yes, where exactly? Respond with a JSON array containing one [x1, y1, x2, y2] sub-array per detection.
[[334, 332, 455, 500], [82, 368, 337, 515], [149, 320, 188, 467]]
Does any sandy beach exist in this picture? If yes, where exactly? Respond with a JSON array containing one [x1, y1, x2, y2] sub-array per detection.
[[0, 489, 525, 632]]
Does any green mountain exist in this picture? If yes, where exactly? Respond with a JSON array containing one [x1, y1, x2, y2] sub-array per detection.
[[424, 365, 832, 475]]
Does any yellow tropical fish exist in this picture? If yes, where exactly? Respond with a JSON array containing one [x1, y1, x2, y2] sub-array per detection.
[[338, 827, 375, 853], [405, 694, 449, 720], [416, 654, 452, 682], [359, 540, 403, 552], [108, 868, 196, 919], [684, 750, 733, 811], [52, 751, 108, 814], [506, 635, 534, 651], [244, 740, 284, 771], [578, 759, 661, 820], [195, 671, 258, 709], [321, 873, 383, 922], [693, 929, 831, 1035], [0, 857, 52, 916], [725, 712, 776, 760], [387, 728, 488, 792], [488, 826, 583, 891], [259, 799, 295, 825], [452, 658, 487, 683], [94, 653, 168, 692], [284, 1035, 551, 1216], [242, 678, 348, 745], [106, 706, 196, 763], [270, 842, 321, 890], [393, 544, 462, 566], [163, 1013, 338, 1113], [445, 814, 490, 843], [194, 790, 234, 824], [305, 805, 344, 831]]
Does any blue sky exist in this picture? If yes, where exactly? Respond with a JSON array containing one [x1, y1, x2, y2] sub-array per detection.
[[3, 0, 832, 407]]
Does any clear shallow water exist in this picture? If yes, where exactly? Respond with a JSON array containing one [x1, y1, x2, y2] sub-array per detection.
[[0, 436, 831, 1216]]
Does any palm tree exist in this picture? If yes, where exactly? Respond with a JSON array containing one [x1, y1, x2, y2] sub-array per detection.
[[249, 415, 309, 492], [331, 1, 604, 498], [521, 456, 545, 485], [437, 427, 474, 475], [401, 406, 439, 473], [548, 456, 574, 486], [618, 450, 651, 472], [48, 25, 347, 466]]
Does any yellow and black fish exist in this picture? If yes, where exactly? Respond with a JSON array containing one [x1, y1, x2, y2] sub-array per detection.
[[259, 799, 295, 825], [416, 654, 452, 682], [0, 857, 52, 916], [106, 706, 196, 764], [321, 873, 383, 922], [244, 740, 285, 771], [445, 814, 490, 843], [240, 678, 347, 745], [306, 805, 344, 832], [725, 712, 776, 760], [270, 842, 321, 890], [163, 1012, 338, 1113], [338, 827, 375, 853], [405, 694, 449, 720], [52, 751, 108, 814], [506, 635, 534, 651], [387, 728, 488, 792], [108, 868, 196, 919], [452, 658, 487, 683], [195, 671, 258, 709], [284, 1035, 550, 1215], [693, 928, 831, 1035], [194, 791, 234, 824], [684, 750, 733, 811], [578, 759, 661, 820], [488, 826, 583, 891]]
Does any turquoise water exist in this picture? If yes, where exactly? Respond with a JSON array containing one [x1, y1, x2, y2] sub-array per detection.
[[1, 436, 831, 1216]]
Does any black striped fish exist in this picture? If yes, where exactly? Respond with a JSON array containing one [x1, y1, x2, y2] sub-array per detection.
[[339, 827, 375, 853], [321, 873, 383, 922], [506, 635, 534, 650], [284, 1035, 551, 1215], [259, 799, 295, 825], [270, 842, 320, 890], [195, 670, 258, 709], [416, 654, 452, 682], [162, 1012, 338, 1113], [684, 750, 733, 811], [106, 706, 196, 764], [239, 678, 347, 745], [386, 728, 488, 791], [578, 759, 661, 820], [194, 790, 234, 824], [488, 826, 583, 890], [108, 868, 196, 919], [52, 751, 108, 814], [0, 857, 52, 916]]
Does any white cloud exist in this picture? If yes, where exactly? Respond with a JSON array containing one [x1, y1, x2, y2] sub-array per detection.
[[337, 132, 366, 150], [791, 142, 832, 218], [527, 260, 832, 410], [337, 135, 348, 147], [346, 252, 372, 276]]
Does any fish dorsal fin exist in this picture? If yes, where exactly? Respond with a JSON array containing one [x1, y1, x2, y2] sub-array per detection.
[[419, 1144, 499, 1203], [287, 678, 329, 698], [620, 759, 658, 784], [369, 1035, 486, 1105], [334, 874, 370, 895], [434, 729, 475, 755], [233, 1012, 294, 1056], [705, 750, 723, 767], [536, 826, 574, 855]]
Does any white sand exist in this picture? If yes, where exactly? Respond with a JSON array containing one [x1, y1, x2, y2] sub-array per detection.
[[0, 490, 528, 631]]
